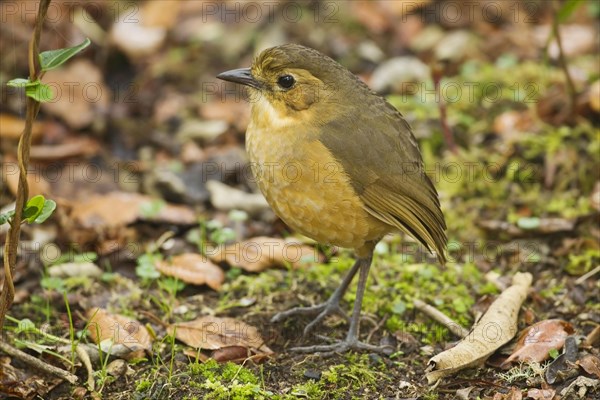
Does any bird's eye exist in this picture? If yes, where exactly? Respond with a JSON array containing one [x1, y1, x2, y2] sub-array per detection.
[[277, 75, 295, 89]]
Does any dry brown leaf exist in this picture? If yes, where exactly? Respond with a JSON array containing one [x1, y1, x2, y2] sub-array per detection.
[[559, 376, 600, 397], [505, 387, 523, 400], [29, 137, 100, 160], [0, 113, 43, 140], [42, 59, 109, 129], [212, 346, 250, 363], [503, 320, 574, 365], [209, 236, 321, 272], [71, 193, 140, 228], [168, 316, 273, 355], [70, 191, 196, 229], [426, 272, 533, 384], [578, 354, 600, 379], [456, 386, 474, 400], [526, 388, 555, 400], [0, 355, 58, 398], [155, 253, 225, 290], [86, 308, 152, 355], [182, 347, 209, 362], [148, 201, 197, 225]]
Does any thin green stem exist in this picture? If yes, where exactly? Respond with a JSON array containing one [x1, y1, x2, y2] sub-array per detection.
[[0, 0, 51, 333]]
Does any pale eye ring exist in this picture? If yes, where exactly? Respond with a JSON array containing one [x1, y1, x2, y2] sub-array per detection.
[[277, 75, 295, 89]]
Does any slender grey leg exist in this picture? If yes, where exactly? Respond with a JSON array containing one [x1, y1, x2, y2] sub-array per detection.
[[289, 255, 394, 354], [344, 255, 371, 343], [271, 259, 362, 335]]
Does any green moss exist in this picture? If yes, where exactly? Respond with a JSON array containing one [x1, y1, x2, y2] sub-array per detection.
[[287, 381, 324, 399], [222, 362, 259, 385], [187, 360, 270, 400], [539, 283, 565, 299], [422, 392, 439, 400], [566, 249, 600, 275], [286, 354, 384, 399], [136, 379, 152, 392], [375, 260, 479, 342], [189, 359, 223, 381]]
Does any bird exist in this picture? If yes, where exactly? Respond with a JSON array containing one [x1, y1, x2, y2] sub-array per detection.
[[217, 43, 447, 354]]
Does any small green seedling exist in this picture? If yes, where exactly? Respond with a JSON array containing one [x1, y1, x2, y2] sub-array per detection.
[[0, 195, 56, 226], [7, 38, 91, 103]]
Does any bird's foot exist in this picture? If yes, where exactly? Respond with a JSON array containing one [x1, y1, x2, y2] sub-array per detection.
[[271, 300, 348, 336], [290, 335, 393, 356]]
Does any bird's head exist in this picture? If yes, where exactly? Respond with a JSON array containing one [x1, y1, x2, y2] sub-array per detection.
[[217, 44, 357, 125]]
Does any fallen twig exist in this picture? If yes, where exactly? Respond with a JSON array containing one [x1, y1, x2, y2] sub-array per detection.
[[413, 299, 469, 339], [584, 325, 600, 348], [0, 341, 78, 384], [6, 316, 97, 389], [75, 345, 95, 390], [575, 265, 600, 285], [366, 313, 389, 344]]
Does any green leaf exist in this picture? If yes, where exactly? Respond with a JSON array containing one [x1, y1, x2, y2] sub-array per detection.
[[158, 277, 185, 295], [73, 252, 97, 263], [39, 38, 91, 71], [210, 227, 236, 244], [16, 319, 36, 334], [517, 217, 540, 230], [0, 210, 15, 225], [7, 78, 30, 87], [34, 199, 56, 224], [136, 253, 162, 280], [558, 0, 584, 22], [228, 209, 248, 222], [23, 195, 46, 223], [139, 199, 165, 218], [25, 82, 54, 102], [25, 195, 46, 209], [41, 276, 65, 292], [101, 272, 118, 283], [391, 301, 407, 315], [452, 297, 468, 313], [136, 262, 161, 280]]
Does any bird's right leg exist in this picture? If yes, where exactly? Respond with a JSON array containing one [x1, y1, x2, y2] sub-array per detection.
[[270, 259, 361, 336]]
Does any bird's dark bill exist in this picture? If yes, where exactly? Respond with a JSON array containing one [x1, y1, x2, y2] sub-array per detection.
[[216, 68, 260, 89]]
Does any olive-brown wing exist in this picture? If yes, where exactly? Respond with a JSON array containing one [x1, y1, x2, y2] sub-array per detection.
[[318, 97, 447, 264]]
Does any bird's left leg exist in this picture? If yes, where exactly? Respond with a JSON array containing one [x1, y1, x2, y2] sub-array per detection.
[[290, 255, 393, 354], [271, 258, 361, 335]]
